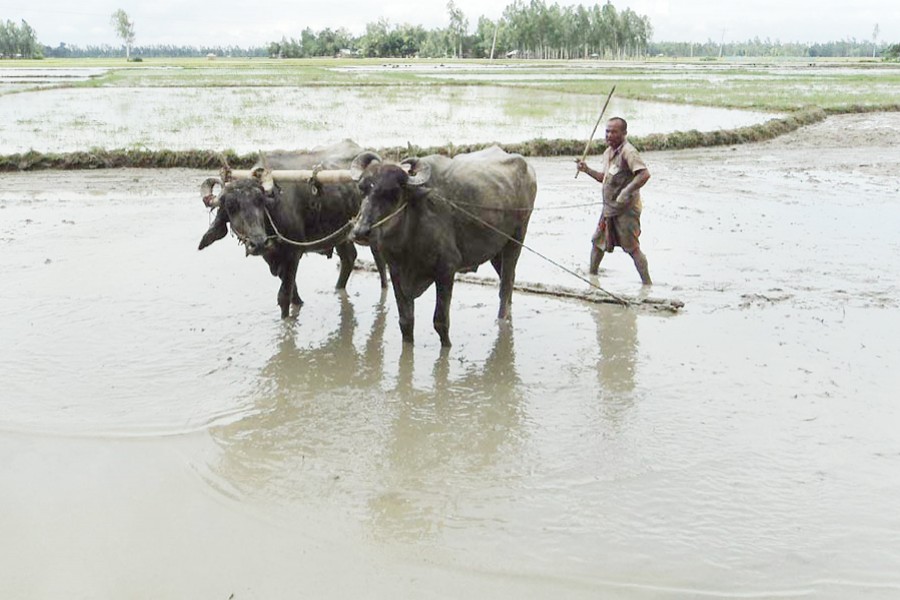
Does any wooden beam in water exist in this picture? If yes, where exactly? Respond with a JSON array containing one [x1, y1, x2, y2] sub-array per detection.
[[352, 261, 684, 313]]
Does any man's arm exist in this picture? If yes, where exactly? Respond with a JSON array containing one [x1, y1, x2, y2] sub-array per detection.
[[616, 168, 650, 204], [576, 160, 604, 183]]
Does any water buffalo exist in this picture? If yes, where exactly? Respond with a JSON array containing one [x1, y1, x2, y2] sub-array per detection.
[[350, 146, 537, 347], [198, 140, 387, 318]]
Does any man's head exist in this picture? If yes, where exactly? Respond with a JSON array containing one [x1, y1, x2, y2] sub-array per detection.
[[605, 117, 628, 149]]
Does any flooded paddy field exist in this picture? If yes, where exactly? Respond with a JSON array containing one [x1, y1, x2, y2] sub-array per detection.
[[0, 84, 778, 154], [1, 109, 899, 598]]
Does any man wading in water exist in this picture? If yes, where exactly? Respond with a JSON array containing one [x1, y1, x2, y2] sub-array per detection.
[[576, 117, 652, 285]]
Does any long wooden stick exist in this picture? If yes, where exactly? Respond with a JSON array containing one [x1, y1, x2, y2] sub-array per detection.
[[575, 85, 616, 178]]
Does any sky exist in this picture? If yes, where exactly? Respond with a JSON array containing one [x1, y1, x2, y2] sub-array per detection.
[[1, 0, 897, 48]]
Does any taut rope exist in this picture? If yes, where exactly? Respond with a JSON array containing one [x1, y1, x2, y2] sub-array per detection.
[[429, 192, 630, 307], [367, 202, 408, 230], [254, 202, 408, 250], [443, 199, 600, 211]]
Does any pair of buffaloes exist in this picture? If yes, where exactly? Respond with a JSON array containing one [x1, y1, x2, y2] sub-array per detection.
[[199, 140, 537, 348]]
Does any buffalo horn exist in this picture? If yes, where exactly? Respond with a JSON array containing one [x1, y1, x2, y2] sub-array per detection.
[[250, 163, 275, 193], [350, 151, 382, 181], [402, 157, 432, 186], [200, 177, 223, 208]]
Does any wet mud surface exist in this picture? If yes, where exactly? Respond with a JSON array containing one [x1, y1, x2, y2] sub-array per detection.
[[1, 113, 899, 598]]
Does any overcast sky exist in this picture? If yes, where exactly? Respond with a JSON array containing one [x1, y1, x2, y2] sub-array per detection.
[[2, 0, 896, 48]]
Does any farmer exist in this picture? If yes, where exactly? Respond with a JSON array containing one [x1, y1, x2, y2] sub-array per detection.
[[576, 117, 652, 285]]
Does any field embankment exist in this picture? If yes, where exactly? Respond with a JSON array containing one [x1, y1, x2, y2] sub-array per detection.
[[0, 108, 831, 171]]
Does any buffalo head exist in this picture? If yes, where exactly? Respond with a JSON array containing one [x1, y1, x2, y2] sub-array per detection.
[[198, 177, 279, 256], [349, 152, 431, 246]]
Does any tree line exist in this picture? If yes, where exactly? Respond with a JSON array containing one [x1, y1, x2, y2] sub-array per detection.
[[3, 2, 898, 61], [41, 42, 266, 59], [263, 2, 894, 60], [0, 19, 41, 58], [269, 0, 653, 59], [651, 38, 893, 59]]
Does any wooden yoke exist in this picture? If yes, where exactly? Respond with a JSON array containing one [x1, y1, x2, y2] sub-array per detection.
[[227, 169, 355, 184]]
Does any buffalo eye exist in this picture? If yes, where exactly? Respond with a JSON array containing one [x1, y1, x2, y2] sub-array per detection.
[[358, 178, 374, 195]]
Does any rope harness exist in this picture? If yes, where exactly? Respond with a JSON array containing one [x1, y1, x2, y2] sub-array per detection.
[[427, 191, 630, 307], [224, 203, 409, 252], [216, 189, 625, 306], [447, 199, 601, 211], [226, 223, 259, 248], [263, 207, 354, 250], [366, 202, 409, 231]]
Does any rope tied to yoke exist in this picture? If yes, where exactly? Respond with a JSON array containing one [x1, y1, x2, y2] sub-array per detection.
[[262, 207, 353, 250], [254, 201, 409, 250], [427, 191, 631, 307], [219, 182, 625, 306], [441, 199, 601, 211], [367, 202, 409, 230]]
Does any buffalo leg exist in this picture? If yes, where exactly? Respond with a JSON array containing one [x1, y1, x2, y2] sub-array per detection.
[[390, 268, 415, 344], [433, 272, 454, 347], [372, 245, 389, 289], [490, 255, 503, 278], [291, 280, 302, 313], [277, 254, 302, 318], [335, 241, 358, 289], [292, 254, 304, 311], [497, 240, 523, 320]]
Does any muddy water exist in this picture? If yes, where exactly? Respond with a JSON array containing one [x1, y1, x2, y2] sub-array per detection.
[[2, 113, 900, 598], [0, 85, 778, 154]]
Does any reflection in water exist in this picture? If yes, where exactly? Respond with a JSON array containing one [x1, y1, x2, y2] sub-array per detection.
[[259, 289, 387, 397], [205, 297, 524, 545], [205, 290, 389, 502], [371, 327, 522, 541], [592, 305, 639, 421]]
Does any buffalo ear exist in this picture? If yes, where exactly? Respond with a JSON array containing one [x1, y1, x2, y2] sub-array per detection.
[[198, 210, 229, 250]]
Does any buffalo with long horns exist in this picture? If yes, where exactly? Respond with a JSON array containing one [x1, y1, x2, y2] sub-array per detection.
[[199, 140, 387, 318], [350, 146, 537, 347]]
